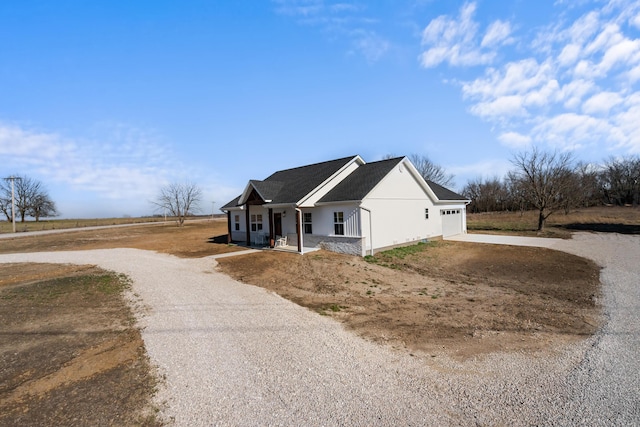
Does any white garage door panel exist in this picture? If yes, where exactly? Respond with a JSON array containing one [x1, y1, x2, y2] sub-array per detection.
[[442, 210, 462, 237]]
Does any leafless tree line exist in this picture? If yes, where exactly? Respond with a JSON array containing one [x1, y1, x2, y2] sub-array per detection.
[[0, 175, 59, 223], [462, 149, 640, 230]]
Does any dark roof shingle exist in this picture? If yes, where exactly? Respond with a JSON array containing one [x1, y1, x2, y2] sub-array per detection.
[[223, 155, 357, 207], [426, 180, 468, 201], [318, 157, 403, 203]]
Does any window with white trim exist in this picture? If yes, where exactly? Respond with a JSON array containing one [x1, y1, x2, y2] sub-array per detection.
[[303, 212, 313, 234], [234, 215, 240, 231], [333, 211, 344, 235], [250, 214, 263, 232], [425, 208, 429, 219]]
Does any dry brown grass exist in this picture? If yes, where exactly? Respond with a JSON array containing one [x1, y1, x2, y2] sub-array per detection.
[[467, 206, 640, 237], [0, 216, 167, 234]]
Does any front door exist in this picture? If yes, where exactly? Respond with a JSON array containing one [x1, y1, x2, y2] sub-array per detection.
[[274, 213, 282, 237]]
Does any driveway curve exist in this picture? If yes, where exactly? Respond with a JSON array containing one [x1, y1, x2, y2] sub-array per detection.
[[1, 232, 638, 426]]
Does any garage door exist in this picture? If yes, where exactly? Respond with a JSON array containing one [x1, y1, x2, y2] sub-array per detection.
[[441, 209, 462, 237]]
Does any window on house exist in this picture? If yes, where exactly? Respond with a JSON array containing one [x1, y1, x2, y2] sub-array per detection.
[[303, 212, 313, 234], [250, 214, 263, 232], [333, 211, 344, 235], [425, 208, 429, 219], [234, 215, 240, 231]]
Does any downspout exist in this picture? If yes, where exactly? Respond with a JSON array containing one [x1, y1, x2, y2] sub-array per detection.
[[295, 207, 304, 255], [360, 206, 373, 256]]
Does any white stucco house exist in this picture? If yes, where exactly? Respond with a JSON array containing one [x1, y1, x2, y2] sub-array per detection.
[[221, 155, 469, 256]]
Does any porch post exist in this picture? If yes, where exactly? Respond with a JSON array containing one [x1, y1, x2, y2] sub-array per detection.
[[226, 211, 232, 244], [268, 208, 274, 248], [245, 205, 251, 246], [296, 208, 302, 253]]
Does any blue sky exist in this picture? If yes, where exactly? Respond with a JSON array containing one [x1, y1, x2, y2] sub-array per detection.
[[1, 0, 639, 218]]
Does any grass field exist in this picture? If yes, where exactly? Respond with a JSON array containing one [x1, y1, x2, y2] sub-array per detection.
[[0, 215, 224, 234], [467, 206, 640, 237]]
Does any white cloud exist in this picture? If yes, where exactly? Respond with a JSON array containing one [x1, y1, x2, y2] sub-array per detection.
[[0, 125, 71, 162], [0, 121, 177, 201], [597, 37, 640, 74], [481, 20, 513, 47], [533, 112, 625, 150], [629, 64, 640, 82], [470, 95, 527, 118], [349, 29, 390, 62], [614, 93, 640, 152], [584, 23, 622, 55], [632, 13, 640, 29], [419, 2, 508, 67], [582, 91, 624, 114], [462, 59, 555, 100], [273, 0, 324, 17], [498, 131, 532, 148], [558, 43, 582, 66], [425, 0, 640, 157], [569, 10, 601, 45], [273, 0, 391, 62], [559, 79, 596, 109]]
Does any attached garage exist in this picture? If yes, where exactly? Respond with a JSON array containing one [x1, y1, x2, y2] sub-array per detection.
[[441, 208, 463, 237]]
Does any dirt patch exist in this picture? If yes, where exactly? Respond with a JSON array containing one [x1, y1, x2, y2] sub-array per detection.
[[217, 241, 602, 359], [0, 264, 159, 426]]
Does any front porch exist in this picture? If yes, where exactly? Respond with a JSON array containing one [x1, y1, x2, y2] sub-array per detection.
[[235, 233, 320, 254]]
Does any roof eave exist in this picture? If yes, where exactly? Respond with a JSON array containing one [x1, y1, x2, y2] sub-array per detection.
[[315, 199, 362, 206], [296, 155, 364, 206]]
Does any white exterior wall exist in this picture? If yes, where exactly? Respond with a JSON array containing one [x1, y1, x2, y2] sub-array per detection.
[[360, 161, 467, 252], [227, 208, 245, 242], [302, 204, 363, 255], [308, 204, 360, 237], [361, 162, 436, 251]]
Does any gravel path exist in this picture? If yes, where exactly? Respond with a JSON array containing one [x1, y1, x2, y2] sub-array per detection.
[[1, 232, 638, 426]]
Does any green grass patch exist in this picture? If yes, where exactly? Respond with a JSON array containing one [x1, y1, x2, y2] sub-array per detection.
[[365, 241, 436, 269]]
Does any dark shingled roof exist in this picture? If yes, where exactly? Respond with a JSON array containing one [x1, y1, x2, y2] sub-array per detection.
[[222, 155, 469, 209], [223, 155, 358, 207], [318, 157, 403, 203], [221, 195, 241, 210], [426, 180, 468, 201], [264, 156, 357, 204], [250, 180, 284, 202]]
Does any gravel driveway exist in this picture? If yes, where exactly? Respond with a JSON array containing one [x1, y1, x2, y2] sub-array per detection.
[[1, 232, 638, 426]]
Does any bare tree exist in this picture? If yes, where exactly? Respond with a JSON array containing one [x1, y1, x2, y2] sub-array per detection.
[[565, 162, 601, 211], [152, 182, 202, 226], [384, 153, 455, 188], [28, 193, 59, 221], [408, 154, 455, 188], [0, 175, 58, 222], [510, 147, 576, 231], [600, 156, 640, 206], [462, 176, 509, 213]]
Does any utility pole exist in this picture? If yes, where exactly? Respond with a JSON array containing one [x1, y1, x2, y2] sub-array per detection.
[[3, 176, 22, 233], [211, 201, 215, 220]]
